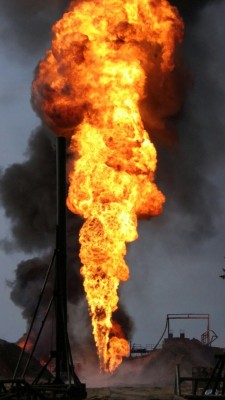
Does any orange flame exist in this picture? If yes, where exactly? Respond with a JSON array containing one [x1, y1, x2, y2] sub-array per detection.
[[17, 336, 33, 352], [32, 0, 183, 372]]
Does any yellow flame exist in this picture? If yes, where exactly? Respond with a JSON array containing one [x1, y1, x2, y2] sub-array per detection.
[[32, 0, 183, 372]]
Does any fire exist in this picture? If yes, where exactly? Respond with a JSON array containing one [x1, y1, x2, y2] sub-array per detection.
[[32, 0, 183, 372], [17, 336, 33, 352]]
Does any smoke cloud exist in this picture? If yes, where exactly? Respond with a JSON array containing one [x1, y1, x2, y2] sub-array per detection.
[[0, 1, 70, 58], [0, 128, 56, 253], [169, 0, 222, 21], [166, 0, 224, 240], [141, 0, 223, 241]]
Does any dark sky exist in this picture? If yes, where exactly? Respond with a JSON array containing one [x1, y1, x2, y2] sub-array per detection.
[[0, 0, 225, 353]]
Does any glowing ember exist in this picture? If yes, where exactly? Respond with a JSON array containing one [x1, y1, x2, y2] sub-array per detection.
[[32, 0, 183, 372]]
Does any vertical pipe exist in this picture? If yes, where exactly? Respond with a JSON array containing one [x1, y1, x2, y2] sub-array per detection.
[[55, 136, 67, 382], [207, 314, 210, 345], [175, 364, 181, 396], [56, 136, 67, 324]]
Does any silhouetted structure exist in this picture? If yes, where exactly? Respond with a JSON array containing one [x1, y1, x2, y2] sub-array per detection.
[[0, 137, 87, 399]]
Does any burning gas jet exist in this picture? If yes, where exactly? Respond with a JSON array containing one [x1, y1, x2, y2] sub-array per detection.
[[32, 0, 183, 372]]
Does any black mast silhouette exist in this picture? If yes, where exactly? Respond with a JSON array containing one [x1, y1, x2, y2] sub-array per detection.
[[4, 137, 87, 400]]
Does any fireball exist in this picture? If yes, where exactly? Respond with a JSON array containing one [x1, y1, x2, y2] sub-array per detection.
[[32, 0, 183, 372]]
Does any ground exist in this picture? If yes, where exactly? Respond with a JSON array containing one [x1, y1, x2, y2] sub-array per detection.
[[86, 385, 180, 399], [0, 337, 223, 399]]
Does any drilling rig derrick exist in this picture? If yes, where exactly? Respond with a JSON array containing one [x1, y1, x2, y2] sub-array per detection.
[[0, 137, 87, 400]]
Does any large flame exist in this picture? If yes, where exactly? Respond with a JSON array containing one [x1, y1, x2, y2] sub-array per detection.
[[32, 0, 183, 372]]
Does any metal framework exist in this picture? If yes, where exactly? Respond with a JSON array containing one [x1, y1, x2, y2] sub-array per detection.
[[175, 354, 225, 398], [0, 137, 87, 399], [130, 343, 155, 357], [167, 313, 211, 345]]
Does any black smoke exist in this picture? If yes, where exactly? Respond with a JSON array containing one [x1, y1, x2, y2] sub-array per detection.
[[169, 0, 222, 21], [0, 129, 56, 252], [150, 0, 224, 240], [0, 1, 70, 58]]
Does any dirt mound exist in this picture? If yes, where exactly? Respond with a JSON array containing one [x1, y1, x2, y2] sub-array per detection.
[[94, 338, 225, 388], [0, 337, 223, 392], [142, 338, 223, 385], [0, 338, 51, 380]]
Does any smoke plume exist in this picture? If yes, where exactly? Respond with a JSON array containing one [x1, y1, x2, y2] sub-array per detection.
[[169, 0, 222, 21], [0, 129, 56, 252], [0, 1, 70, 58]]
